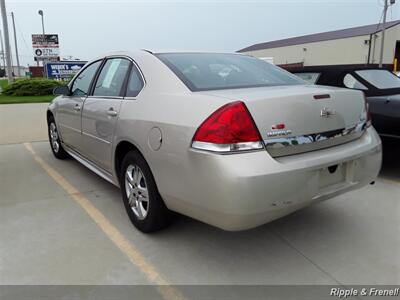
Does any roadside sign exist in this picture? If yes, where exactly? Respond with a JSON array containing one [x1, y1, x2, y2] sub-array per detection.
[[35, 56, 59, 62], [32, 34, 59, 47], [32, 34, 60, 61], [45, 62, 87, 79], [34, 48, 60, 58]]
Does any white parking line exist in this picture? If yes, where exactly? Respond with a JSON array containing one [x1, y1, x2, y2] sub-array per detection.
[[23, 142, 186, 300]]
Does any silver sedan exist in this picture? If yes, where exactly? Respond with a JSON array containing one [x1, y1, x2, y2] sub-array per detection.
[[47, 51, 382, 232]]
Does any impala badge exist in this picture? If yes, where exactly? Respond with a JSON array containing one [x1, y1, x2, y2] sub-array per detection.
[[321, 107, 336, 118], [267, 129, 292, 137]]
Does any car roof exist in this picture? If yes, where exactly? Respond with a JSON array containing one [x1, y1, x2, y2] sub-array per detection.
[[292, 65, 391, 74], [292, 66, 400, 97], [144, 49, 247, 55], [92, 50, 249, 61]]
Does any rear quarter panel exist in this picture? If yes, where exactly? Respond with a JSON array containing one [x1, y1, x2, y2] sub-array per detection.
[[113, 52, 234, 199]]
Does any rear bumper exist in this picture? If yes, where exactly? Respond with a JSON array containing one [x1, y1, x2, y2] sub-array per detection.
[[163, 127, 382, 231]]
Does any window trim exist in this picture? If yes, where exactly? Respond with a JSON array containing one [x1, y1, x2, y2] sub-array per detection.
[[69, 59, 104, 97], [68, 55, 146, 100]]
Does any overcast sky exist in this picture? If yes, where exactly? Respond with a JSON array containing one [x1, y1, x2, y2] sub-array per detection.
[[3, 0, 400, 66]]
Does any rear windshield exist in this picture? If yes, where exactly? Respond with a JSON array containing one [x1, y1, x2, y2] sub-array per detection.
[[156, 53, 304, 91]]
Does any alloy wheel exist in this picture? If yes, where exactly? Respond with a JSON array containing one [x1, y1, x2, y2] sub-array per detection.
[[49, 122, 60, 153], [125, 164, 149, 220]]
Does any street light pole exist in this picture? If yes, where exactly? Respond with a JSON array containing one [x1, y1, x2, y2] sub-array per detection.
[[38, 9, 45, 68], [0, 0, 13, 83], [11, 12, 20, 77], [38, 10, 45, 39]]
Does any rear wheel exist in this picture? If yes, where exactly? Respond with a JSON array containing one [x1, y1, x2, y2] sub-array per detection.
[[120, 151, 172, 233], [48, 116, 69, 159]]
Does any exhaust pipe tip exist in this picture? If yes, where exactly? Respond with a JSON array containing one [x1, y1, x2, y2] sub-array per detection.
[[370, 181, 375, 185]]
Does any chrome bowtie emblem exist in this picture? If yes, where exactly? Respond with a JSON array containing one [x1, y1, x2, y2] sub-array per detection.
[[320, 107, 336, 118]]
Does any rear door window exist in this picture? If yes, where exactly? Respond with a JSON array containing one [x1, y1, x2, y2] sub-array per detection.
[[93, 58, 131, 97], [125, 65, 144, 97]]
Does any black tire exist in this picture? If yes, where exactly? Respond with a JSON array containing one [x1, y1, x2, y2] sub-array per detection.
[[120, 151, 172, 233], [48, 116, 70, 159]]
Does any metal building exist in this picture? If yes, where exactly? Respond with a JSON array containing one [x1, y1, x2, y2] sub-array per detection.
[[238, 20, 400, 71]]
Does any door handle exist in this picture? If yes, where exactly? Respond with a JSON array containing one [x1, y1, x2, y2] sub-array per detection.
[[73, 104, 81, 112], [107, 108, 118, 117]]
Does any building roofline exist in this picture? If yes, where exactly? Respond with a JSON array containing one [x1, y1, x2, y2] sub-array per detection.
[[237, 20, 400, 53]]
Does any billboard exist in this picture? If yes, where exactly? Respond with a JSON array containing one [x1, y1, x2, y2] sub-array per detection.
[[32, 34, 60, 61], [32, 34, 59, 47], [45, 62, 87, 79]]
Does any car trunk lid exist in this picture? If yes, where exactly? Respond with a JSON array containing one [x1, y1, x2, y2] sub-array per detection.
[[199, 85, 367, 157]]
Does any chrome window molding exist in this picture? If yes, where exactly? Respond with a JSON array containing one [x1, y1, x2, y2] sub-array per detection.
[[87, 95, 124, 100], [123, 96, 139, 101], [264, 120, 368, 157]]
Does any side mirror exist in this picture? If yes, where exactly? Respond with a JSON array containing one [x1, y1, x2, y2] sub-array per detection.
[[53, 85, 70, 96]]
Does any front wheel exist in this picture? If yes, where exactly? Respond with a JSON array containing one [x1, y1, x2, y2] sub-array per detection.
[[120, 151, 172, 233], [48, 116, 69, 159]]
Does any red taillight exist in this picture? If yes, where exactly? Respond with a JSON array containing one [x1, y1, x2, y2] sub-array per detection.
[[192, 101, 263, 152], [363, 95, 372, 127]]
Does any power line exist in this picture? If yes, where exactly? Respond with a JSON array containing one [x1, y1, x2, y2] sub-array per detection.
[[14, 14, 30, 53]]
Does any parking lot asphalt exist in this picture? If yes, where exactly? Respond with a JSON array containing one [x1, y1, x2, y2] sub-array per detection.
[[0, 104, 399, 289], [0, 103, 48, 145]]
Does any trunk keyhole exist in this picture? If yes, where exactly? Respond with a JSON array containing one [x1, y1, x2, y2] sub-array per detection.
[[328, 165, 338, 174]]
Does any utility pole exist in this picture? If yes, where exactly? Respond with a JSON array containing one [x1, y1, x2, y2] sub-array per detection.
[[379, 0, 389, 68], [379, 0, 396, 68], [11, 12, 20, 77], [0, 0, 13, 83], [0, 29, 6, 74]]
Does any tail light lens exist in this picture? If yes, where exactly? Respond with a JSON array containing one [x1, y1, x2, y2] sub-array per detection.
[[363, 95, 372, 127], [191, 101, 264, 152]]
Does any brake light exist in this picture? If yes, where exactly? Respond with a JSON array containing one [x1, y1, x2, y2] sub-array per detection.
[[363, 95, 372, 127], [272, 123, 285, 130], [191, 101, 264, 152]]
